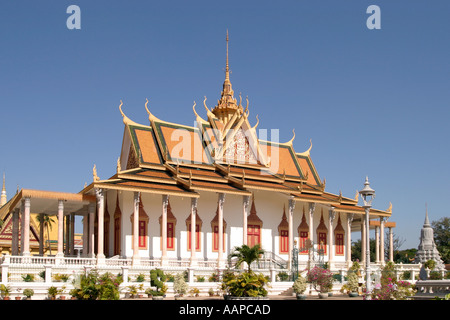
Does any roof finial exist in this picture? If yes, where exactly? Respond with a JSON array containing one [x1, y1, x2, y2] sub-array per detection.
[[225, 29, 229, 81], [1, 172, 6, 207]]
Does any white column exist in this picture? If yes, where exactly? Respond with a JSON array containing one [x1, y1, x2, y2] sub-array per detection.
[[190, 198, 198, 266], [389, 227, 394, 262], [218, 193, 225, 268], [288, 197, 295, 269], [57, 199, 64, 258], [346, 213, 354, 267], [82, 212, 88, 257], [328, 207, 335, 268], [161, 195, 168, 264], [65, 214, 70, 255], [88, 202, 95, 258], [375, 226, 380, 263], [12, 208, 19, 256], [20, 200, 25, 254], [380, 217, 385, 265], [132, 191, 140, 265], [242, 195, 250, 245], [308, 203, 315, 268], [70, 213, 75, 256], [96, 189, 105, 262]]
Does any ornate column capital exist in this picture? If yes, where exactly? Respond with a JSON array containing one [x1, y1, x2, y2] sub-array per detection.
[[162, 194, 169, 207], [308, 202, 315, 213], [218, 193, 226, 207], [288, 197, 295, 211], [243, 195, 250, 208], [328, 207, 336, 223], [191, 197, 198, 210], [347, 212, 354, 224]]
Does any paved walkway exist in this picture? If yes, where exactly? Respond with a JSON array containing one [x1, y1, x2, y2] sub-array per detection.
[[123, 293, 364, 300]]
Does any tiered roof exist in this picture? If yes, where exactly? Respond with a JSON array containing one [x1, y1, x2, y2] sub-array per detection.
[[81, 34, 392, 219]]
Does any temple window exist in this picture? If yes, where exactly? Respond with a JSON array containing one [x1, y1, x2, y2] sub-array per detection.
[[334, 214, 345, 256], [297, 209, 309, 254], [316, 210, 328, 254], [159, 199, 177, 251], [247, 198, 263, 247], [278, 205, 289, 254], [186, 210, 202, 251]]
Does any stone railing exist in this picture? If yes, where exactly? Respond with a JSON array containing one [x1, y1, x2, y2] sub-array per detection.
[[414, 280, 450, 299]]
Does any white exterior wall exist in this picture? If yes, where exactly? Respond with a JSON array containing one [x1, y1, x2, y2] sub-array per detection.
[[104, 189, 349, 263]]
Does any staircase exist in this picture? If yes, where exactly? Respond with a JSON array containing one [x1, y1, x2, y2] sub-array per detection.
[[268, 282, 294, 296], [252, 251, 288, 270]]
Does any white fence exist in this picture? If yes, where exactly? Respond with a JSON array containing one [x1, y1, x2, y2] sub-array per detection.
[[1, 253, 447, 300]]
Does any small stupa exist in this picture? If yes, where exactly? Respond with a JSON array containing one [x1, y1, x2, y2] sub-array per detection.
[[414, 205, 445, 270]]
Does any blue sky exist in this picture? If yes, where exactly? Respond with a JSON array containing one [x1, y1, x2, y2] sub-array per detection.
[[1, 1, 449, 249]]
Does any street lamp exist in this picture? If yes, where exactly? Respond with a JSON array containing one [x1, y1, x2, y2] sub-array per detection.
[[359, 176, 375, 297]]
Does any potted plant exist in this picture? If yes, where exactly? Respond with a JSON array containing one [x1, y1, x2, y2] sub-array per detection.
[[189, 287, 200, 297], [69, 288, 78, 300], [351, 260, 361, 276], [173, 272, 189, 300], [48, 286, 58, 300], [346, 271, 359, 297], [59, 285, 67, 300], [0, 284, 11, 300], [22, 274, 35, 282], [127, 285, 138, 298], [292, 275, 307, 300], [306, 266, 333, 299], [15, 288, 22, 300], [23, 289, 34, 300]]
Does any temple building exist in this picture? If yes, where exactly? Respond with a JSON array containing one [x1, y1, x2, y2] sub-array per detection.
[[0, 33, 395, 271]]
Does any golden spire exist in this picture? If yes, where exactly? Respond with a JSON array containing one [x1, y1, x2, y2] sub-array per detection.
[[211, 30, 242, 124], [225, 29, 230, 81], [1, 173, 7, 207]]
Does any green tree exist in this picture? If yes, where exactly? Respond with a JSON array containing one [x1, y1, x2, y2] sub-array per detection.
[[37, 214, 55, 255], [432, 217, 450, 264], [229, 244, 264, 272], [351, 239, 376, 262]]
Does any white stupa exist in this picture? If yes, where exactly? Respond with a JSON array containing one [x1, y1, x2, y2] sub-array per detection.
[[414, 206, 445, 270]]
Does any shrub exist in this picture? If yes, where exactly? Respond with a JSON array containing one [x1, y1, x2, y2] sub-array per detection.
[[149, 269, 167, 296], [174, 272, 189, 296], [307, 266, 333, 293], [208, 273, 220, 282], [47, 286, 59, 299], [135, 273, 146, 282], [22, 274, 35, 282], [277, 271, 289, 282], [71, 270, 122, 300], [429, 271, 443, 280], [367, 262, 416, 300], [53, 273, 70, 282], [222, 271, 268, 297], [23, 289, 34, 298], [292, 275, 307, 294], [0, 284, 11, 297]]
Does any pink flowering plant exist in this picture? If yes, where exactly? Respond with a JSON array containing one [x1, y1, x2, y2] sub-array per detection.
[[369, 278, 416, 300], [367, 263, 416, 300], [307, 266, 333, 293]]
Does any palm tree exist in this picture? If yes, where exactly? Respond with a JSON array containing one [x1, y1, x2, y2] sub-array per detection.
[[37, 214, 55, 255], [230, 244, 264, 273]]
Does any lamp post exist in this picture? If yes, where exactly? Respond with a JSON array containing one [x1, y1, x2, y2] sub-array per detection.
[[359, 177, 375, 298]]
